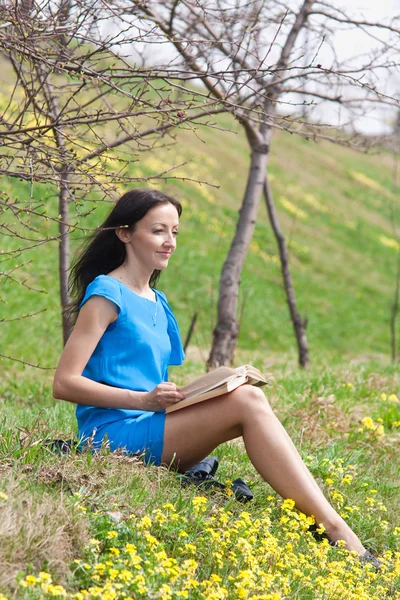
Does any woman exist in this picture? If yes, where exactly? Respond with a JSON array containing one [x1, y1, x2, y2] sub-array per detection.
[[53, 188, 379, 567]]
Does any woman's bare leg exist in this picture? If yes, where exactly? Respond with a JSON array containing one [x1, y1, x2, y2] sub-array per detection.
[[161, 385, 365, 554]]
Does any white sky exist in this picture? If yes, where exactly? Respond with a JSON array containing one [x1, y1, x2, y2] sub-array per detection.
[[313, 0, 399, 133], [345, 0, 397, 19], [326, 0, 398, 62]]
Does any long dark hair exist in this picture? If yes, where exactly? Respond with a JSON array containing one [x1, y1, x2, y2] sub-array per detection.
[[69, 188, 182, 316]]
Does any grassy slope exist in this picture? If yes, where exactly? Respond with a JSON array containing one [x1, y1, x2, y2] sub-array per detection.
[[1, 361, 400, 599], [1, 113, 400, 597], [2, 114, 398, 370]]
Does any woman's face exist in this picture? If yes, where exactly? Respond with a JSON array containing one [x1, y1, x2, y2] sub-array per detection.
[[122, 202, 180, 272]]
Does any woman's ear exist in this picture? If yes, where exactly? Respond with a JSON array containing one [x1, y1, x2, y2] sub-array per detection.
[[115, 226, 131, 244]]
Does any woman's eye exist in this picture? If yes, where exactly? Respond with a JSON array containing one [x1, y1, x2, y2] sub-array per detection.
[[153, 229, 164, 234], [173, 231, 179, 236]]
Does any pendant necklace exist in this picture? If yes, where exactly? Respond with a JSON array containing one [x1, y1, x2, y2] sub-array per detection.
[[145, 296, 158, 327]]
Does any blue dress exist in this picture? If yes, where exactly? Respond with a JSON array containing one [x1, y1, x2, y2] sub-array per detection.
[[76, 275, 185, 465]]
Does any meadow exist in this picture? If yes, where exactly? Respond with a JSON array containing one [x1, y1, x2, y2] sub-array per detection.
[[1, 113, 400, 598]]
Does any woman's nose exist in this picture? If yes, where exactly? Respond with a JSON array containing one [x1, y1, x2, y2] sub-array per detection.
[[165, 232, 176, 245]]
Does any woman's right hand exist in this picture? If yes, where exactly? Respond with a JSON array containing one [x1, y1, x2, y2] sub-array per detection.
[[141, 382, 185, 411]]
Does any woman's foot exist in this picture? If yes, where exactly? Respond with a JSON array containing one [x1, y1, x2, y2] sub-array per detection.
[[316, 518, 365, 554], [359, 549, 382, 570], [308, 523, 381, 570]]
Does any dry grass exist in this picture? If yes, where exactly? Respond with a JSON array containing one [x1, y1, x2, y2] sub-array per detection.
[[0, 475, 88, 590], [0, 448, 179, 593]]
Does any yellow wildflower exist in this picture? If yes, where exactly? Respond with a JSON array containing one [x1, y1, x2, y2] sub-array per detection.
[[192, 496, 207, 506], [281, 498, 296, 511], [20, 575, 38, 587], [108, 568, 118, 580], [361, 417, 374, 430], [119, 569, 133, 582], [107, 530, 118, 539], [341, 475, 353, 485], [331, 491, 344, 504], [178, 530, 189, 537], [192, 496, 208, 513], [46, 584, 67, 596], [144, 533, 159, 547]]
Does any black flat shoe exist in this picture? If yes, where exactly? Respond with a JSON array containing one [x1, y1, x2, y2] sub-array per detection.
[[45, 438, 77, 455], [184, 456, 219, 478], [180, 457, 253, 503], [231, 478, 254, 503], [359, 549, 382, 570]]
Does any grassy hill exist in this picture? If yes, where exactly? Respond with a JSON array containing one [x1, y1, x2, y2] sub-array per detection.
[[1, 116, 399, 368], [1, 114, 400, 599]]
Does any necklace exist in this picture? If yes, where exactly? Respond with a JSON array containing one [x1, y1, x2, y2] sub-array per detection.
[[145, 296, 158, 327]]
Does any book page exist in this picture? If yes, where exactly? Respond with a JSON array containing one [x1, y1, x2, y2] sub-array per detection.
[[235, 364, 268, 385], [179, 366, 237, 399], [166, 374, 247, 413]]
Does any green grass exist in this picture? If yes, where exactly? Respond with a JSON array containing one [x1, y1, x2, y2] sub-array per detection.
[[1, 359, 400, 598], [2, 97, 400, 598]]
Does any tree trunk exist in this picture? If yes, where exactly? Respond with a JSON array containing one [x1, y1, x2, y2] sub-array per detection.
[[206, 0, 313, 369], [184, 312, 198, 353], [56, 0, 72, 51], [207, 136, 269, 368], [39, 69, 73, 344], [59, 168, 73, 345], [17, 0, 34, 20], [390, 151, 400, 362], [390, 250, 400, 362], [263, 175, 309, 368]]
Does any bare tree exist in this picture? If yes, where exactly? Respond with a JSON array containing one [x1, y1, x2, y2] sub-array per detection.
[[263, 175, 309, 368], [130, 0, 400, 368], [2, 0, 399, 365], [389, 151, 400, 361], [0, 0, 235, 345], [129, 0, 314, 369]]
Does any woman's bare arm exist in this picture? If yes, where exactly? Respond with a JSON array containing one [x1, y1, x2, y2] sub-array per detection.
[[53, 296, 147, 409], [53, 296, 184, 411]]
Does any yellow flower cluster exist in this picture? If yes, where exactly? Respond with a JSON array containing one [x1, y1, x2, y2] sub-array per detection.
[[13, 478, 400, 600], [381, 392, 400, 403], [279, 196, 308, 220], [192, 496, 208, 514], [19, 572, 67, 596], [359, 416, 385, 440]]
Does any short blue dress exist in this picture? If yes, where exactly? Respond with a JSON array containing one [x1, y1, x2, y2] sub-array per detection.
[[76, 275, 185, 465]]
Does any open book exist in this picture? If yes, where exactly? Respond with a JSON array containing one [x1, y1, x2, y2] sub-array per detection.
[[166, 364, 271, 414]]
